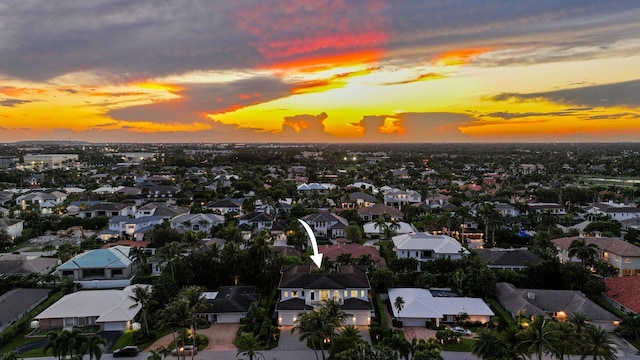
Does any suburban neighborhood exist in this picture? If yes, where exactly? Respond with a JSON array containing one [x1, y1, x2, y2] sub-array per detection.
[[1, 142, 640, 359]]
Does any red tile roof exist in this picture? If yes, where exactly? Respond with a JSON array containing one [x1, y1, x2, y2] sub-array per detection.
[[604, 276, 640, 313], [318, 243, 385, 266], [101, 240, 150, 249]]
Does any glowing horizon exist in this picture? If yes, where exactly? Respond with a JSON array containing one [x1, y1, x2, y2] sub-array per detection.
[[1, 2, 639, 143]]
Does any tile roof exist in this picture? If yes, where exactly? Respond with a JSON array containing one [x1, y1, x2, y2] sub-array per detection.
[[496, 282, 619, 322], [475, 248, 542, 267], [317, 244, 384, 265], [57, 245, 131, 270], [604, 276, 640, 313], [553, 236, 640, 257], [200, 286, 260, 314], [278, 265, 370, 289]]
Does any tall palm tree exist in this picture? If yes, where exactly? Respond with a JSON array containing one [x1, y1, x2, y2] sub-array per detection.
[[159, 299, 191, 360], [579, 325, 617, 360], [235, 332, 264, 360], [178, 286, 207, 360], [128, 285, 154, 337], [568, 238, 599, 266], [81, 334, 107, 360], [158, 241, 184, 281]]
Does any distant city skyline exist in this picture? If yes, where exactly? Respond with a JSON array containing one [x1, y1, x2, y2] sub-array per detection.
[[1, 1, 639, 143]]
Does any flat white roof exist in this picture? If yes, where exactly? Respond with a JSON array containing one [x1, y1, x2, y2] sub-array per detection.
[[388, 288, 493, 319]]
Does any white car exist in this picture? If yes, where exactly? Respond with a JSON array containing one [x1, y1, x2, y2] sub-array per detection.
[[451, 326, 472, 336], [171, 345, 198, 356]]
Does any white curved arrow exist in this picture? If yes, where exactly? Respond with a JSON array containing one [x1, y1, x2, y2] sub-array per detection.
[[298, 219, 323, 268]]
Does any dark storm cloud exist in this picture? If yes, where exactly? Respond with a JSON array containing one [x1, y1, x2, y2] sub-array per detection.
[[0, 99, 31, 107], [491, 79, 640, 108], [108, 76, 291, 124], [1, 1, 638, 81]]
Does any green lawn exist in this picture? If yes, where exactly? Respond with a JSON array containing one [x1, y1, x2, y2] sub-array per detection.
[[440, 338, 475, 352]]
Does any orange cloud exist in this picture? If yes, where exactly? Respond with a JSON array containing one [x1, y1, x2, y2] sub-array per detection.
[[266, 49, 383, 73], [434, 47, 493, 66], [0, 86, 46, 96], [384, 72, 446, 85], [291, 67, 376, 94], [378, 117, 405, 135]]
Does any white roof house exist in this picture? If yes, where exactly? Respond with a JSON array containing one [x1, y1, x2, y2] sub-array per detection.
[[392, 233, 468, 270], [35, 285, 148, 331], [388, 288, 494, 327], [363, 221, 417, 238]]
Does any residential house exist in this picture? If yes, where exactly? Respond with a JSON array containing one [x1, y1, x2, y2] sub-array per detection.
[[135, 202, 188, 220], [362, 221, 417, 239], [34, 285, 146, 331], [170, 213, 224, 233], [603, 276, 640, 314], [15, 189, 68, 213], [238, 211, 275, 231], [275, 265, 374, 326], [0, 218, 24, 239], [392, 233, 468, 270], [496, 282, 620, 331], [341, 191, 377, 209], [475, 248, 542, 270], [388, 288, 494, 327], [199, 286, 260, 323], [317, 243, 386, 268], [204, 198, 243, 215], [56, 245, 134, 288], [585, 201, 640, 222], [105, 216, 164, 241], [78, 202, 136, 219], [301, 212, 349, 240], [357, 203, 404, 222], [0, 288, 51, 333], [553, 235, 640, 276], [528, 202, 567, 215], [296, 183, 335, 194], [494, 202, 520, 217], [383, 188, 422, 209], [0, 254, 58, 275]]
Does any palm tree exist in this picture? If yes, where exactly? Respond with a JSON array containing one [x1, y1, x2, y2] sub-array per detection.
[[178, 286, 207, 360], [394, 296, 405, 317], [293, 299, 349, 360], [373, 214, 390, 240], [81, 334, 107, 360], [128, 285, 154, 337], [518, 315, 559, 360], [44, 328, 83, 360], [452, 268, 465, 293], [568, 238, 599, 266], [292, 311, 321, 360], [1, 351, 22, 360], [579, 325, 617, 360], [159, 299, 191, 360], [549, 321, 578, 360], [236, 332, 264, 360], [160, 241, 186, 280], [568, 312, 590, 334]]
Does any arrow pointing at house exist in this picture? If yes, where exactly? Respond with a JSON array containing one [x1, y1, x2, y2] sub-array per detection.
[[298, 219, 323, 269]]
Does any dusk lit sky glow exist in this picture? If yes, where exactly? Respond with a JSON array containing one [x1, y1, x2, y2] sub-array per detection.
[[1, 1, 640, 143]]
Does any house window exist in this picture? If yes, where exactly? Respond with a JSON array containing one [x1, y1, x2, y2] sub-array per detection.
[[623, 269, 632, 276], [283, 291, 289, 298], [310, 291, 315, 300], [291, 291, 298, 298], [351, 290, 358, 298], [624, 258, 631, 263], [360, 290, 365, 297], [320, 290, 330, 301], [422, 250, 433, 258]]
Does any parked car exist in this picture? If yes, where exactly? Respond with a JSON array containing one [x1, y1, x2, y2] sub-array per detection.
[[451, 326, 472, 336], [113, 346, 139, 357], [171, 345, 198, 356]]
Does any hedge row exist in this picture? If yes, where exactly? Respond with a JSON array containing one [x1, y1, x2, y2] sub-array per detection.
[[0, 290, 63, 348]]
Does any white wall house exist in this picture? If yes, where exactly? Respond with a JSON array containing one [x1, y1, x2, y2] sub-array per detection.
[[392, 232, 468, 270], [275, 265, 373, 326]]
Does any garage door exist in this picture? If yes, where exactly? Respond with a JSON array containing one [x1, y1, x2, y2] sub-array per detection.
[[103, 322, 126, 331]]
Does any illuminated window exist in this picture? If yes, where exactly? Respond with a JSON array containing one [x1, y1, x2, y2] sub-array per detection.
[[624, 258, 631, 263]]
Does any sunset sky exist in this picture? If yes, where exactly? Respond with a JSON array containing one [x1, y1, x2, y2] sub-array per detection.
[[1, 1, 639, 143]]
